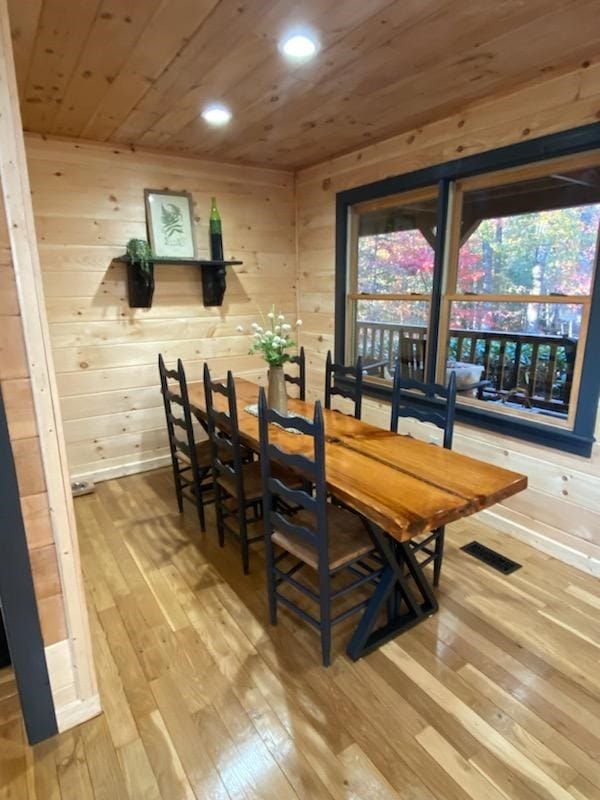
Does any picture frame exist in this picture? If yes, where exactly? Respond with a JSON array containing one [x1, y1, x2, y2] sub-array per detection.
[[144, 189, 196, 259]]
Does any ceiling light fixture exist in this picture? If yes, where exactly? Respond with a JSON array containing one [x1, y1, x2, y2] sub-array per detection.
[[280, 33, 318, 61], [201, 104, 232, 126]]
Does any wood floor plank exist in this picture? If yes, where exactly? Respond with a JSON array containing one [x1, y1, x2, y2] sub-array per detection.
[[333, 658, 473, 800], [385, 643, 580, 800], [227, 666, 336, 800], [430, 602, 600, 756], [400, 634, 579, 790], [137, 709, 197, 800], [337, 742, 407, 799], [0, 718, 32, 800], [118, 737, 163, 800], [0, 690, 22, 727], [456, 663, 600, 796], [414, 726, 508, 800], [86, 604, 139, 749], [79, 715, 129, 800], [2, 467, 599, 800], [211, 685, 298, 800], [54, 731, 95, 800], [97, 603, 157, 720], [32, 738, 61, 800], [114, 591, 170, 683], [150, 672, 231, 800]]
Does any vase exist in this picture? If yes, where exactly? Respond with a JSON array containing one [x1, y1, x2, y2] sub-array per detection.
[[267, 366, 288, 416]]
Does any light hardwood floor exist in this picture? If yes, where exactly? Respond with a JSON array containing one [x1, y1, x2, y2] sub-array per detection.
[[1, 468, 599, 799]]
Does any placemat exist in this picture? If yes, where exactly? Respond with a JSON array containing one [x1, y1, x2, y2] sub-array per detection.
[[244, 403, 311, 435]]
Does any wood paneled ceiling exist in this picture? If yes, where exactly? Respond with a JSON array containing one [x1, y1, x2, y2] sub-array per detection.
[[8, 0, 600, 169]]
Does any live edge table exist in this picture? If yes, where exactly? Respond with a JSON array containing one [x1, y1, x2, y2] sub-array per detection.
[[188, 378, 527, 660]]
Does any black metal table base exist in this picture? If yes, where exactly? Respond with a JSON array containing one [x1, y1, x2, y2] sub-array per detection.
[[346, 522, 438, 660]]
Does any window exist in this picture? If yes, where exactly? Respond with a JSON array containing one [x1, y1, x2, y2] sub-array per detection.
[[348, 188, 437, 381], [337, 126, 600, 456]]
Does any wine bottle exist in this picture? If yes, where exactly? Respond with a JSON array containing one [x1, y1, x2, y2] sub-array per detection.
[[209, 196, 224, 261]]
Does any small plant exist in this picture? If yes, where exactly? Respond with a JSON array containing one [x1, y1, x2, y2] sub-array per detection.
[[238, 307, 302, 367], [126, 238, 153, 285]]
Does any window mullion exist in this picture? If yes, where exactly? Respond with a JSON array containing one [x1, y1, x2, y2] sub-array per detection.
[[426, 178, 452, 384]]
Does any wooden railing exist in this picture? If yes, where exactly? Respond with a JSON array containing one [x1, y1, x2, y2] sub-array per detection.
[[356, 320, 577, 414]]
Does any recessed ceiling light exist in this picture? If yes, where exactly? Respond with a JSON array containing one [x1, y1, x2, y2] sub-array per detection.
[[280, 33, 318, 61], [201, 104, 232, 126]]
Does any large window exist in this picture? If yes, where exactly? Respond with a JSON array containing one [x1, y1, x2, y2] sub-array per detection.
[[338, 130, 600, 456]]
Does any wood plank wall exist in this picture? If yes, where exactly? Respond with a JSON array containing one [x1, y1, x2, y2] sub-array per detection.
[[0, 183, 67, 650], [295, 62, 600, 577], [0, 0, 98, 732], [0, 178, 90, 727], [24, 135, 297, 482]]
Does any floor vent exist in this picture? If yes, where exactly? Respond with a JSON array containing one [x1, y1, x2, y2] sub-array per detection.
[[460, 541, 522, 574]]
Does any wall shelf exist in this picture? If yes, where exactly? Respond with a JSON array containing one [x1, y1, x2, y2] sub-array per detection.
[[115, 256, 243, 306]]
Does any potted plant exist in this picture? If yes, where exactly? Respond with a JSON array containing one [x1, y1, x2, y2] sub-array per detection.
[[126, 238, 154, 308], [239, 307, 302, 415]]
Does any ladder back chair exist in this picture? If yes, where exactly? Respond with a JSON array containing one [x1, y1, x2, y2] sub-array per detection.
[[284, 346, 306, 401], [390, 364, 457, 585], [258, 388, 383, 666], [397, 331, 427, 381], [158, 354, 214, 531], [324, 350, 364, 419], [203, 364, 263, 574]]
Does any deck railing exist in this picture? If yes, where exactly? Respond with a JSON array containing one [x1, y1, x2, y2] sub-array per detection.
[[356, 320, 577, 414]]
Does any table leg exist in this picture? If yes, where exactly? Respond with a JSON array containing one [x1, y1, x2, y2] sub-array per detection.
[[347, 523, 438, 660]]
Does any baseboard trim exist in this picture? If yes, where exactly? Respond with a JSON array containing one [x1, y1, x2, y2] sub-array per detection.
[[71, 454, 172, 485], [479, 508, 600, 577], [56, 693, 102, 733]]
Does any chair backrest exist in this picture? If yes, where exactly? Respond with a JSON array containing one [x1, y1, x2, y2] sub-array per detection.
[[203, 364, 245, 497], [324, 350, 363, 419], [158, 354, 200, 472], [390, 362, 457, 449], [397, 332, 427, 381], [284, 346, 306, 401], [258, 387, 329, 570]]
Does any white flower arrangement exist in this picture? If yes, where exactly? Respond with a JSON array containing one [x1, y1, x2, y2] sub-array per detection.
[[240, 306, 302, 367]]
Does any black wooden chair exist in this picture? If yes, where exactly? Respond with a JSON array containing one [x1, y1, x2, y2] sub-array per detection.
[[284, 346, 306, 401], [158, 354, 215, 532], [258, 387, 383, 666], [390, 363, 457, 585], [324, 350, 363, 419], [203, 364, 264, 574]]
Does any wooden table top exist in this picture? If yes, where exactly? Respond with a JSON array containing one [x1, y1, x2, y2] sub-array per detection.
[[188, 378, 527, 542]]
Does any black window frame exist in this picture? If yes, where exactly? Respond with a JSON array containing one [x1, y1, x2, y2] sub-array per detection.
[[335, 122, 600, 457]]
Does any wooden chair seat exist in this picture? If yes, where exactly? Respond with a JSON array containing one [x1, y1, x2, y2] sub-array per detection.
[[272, 504, 373, 571], [193, 439, 239, 468], [217, 460, 262, 502], [217, 460, 302, 503]]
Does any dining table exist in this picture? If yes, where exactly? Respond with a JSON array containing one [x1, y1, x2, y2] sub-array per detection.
[[187, 378, 528, 660]]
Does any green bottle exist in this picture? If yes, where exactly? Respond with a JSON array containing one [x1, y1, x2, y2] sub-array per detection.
[[209, 196, 224, 261]]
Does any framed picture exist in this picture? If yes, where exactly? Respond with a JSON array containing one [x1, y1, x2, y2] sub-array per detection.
[[144, 189, 196, 259]]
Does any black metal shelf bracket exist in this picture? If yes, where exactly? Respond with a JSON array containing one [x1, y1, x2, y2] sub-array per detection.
[[115, 256, 243, 307]]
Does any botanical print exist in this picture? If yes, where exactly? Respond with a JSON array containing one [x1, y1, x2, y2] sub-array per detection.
[[161, 202, 184, 243], [145, 190, 196, 258]]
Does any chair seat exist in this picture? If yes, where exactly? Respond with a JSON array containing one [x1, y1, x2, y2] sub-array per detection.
[[195, 439, 254, 469], [217, 460, 302, 503], [272, 504, 374, 571], [195, 439, 231, 468]]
